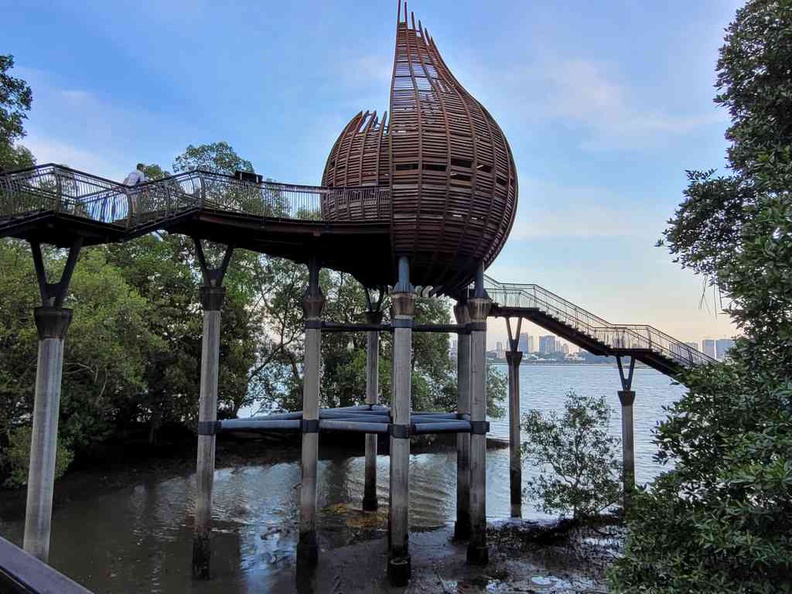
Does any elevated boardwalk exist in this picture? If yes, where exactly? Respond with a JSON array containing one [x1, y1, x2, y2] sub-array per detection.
[[485, 277, 714, 376], [0, 164, 713, 377], [0, 164, 394, 288]]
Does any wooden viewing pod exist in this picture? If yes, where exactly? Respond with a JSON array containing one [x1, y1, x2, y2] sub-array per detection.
[[322, 0, 519, 296]]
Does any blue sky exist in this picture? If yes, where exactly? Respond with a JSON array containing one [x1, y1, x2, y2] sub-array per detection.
[[1, 0, 742, 344]]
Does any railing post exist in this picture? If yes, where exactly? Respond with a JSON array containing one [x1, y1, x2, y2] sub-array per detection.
[[453, 301, 471, 540], [388, 257, 414, 587], [53, 169, 62, 214]]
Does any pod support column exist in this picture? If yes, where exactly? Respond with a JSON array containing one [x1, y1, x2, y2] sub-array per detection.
[[505, 317, 524, 518], [616, 356, 636, 509], [23, 239, 82, 562], [388, 257, 415, 586], [467, 265, 491, 565], [453, 301, 471, 540], [192, 240, 234, 579], [297, 258, 325, 570], [363, 288, 384, 512]]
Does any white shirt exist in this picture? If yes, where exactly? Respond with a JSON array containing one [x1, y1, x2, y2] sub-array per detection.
[[123, 170, 146, 186]]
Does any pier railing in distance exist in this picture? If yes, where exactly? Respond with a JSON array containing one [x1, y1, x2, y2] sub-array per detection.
[[0, 536, 93, 593]]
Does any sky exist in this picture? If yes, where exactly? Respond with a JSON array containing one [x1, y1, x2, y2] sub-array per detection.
[[0, 0, 743, 346]]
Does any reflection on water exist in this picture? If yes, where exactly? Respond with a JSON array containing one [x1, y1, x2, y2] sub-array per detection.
[[0, 365, 684, 593]]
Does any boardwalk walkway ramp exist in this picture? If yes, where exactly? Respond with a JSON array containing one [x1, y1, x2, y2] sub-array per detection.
[[0, 164, 393, 287], [485, 276, 714, 375]]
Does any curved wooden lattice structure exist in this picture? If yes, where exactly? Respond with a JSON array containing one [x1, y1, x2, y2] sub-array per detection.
[[322, 1, 518, 293]]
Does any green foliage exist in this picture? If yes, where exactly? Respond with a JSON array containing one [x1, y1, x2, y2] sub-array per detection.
[[0, 240, 157, 484], [172, 141, 253, 175], [4, 426, 74, 488], [0, 55, 32, 146], [521, 391, 621, 521], [610, 2, 792, 591], [0, 54, 34, 171]]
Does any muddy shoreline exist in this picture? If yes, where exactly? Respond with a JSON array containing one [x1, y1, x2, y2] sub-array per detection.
[[272, 522, 619, 593], [0, 434, 619, 592]]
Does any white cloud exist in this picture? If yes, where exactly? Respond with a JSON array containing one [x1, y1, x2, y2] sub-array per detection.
[[23, 135, 128, 181], [508, 178, 665, 240], [490, 58, 726, 151], [546, 59, 724, 150]]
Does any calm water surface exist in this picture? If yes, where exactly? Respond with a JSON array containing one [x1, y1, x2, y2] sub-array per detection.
[[0, 364, 685, 592]]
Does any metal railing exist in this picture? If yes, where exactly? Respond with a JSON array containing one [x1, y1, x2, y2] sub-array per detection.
[[484, 275, 715, 369], [0, 536, 93, 593], [0, 164, 392, 230]]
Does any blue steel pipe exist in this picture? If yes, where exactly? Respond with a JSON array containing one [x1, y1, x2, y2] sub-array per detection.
[[220, 419, 301, 431], [319, 420, 390, 433], [411, 421, 472, 434]]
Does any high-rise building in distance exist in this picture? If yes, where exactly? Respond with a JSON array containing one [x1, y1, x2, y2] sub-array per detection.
[[539, 335, 556, 354], [517, 332, 531, 353], [702, 339, 716, 358], [685, 341, 699, 351], [716, 338, 736, 361]]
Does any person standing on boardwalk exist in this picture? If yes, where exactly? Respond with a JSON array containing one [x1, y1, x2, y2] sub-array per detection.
[[123, 163, 147, 186], [122, 163, 147, 221]]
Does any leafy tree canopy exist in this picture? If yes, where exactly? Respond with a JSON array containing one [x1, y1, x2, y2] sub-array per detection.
[[0, 54, 34, 171], [522, 391, 621, 521], [611, 2, 792, 591]]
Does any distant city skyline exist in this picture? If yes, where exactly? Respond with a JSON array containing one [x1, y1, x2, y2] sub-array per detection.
[[485, 326, 737, 358]]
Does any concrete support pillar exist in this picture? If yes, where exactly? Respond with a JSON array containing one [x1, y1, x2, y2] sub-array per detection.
[[618, 389, 636, 505], [191, 239, 233, 580], [23, 307, 71, 562], [388, 257, 415, 587], [297, 261, 325, 570], [615, 355, 636, 510], [363, 309, 383, 512], [467, 291, 491, 565], [505, 350, 523, 518], [23, 239, 81, 562], [192, 286, 225, 579], [453, 303, 471, 540]]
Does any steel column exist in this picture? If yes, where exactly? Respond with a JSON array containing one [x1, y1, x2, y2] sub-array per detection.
[[297, 259, 325, 570], [616, 356, 637, 509], [453, 302, 471, 540], [363, 304, 383, 512], [192, 240, 233, 579], [23, 308, 71, 561], [388, 257, 414, 586], [505, 350, 523, 517], [23, 240, 80, 562], [467, 266, 491, 565], [505, 316, 524, 518]]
